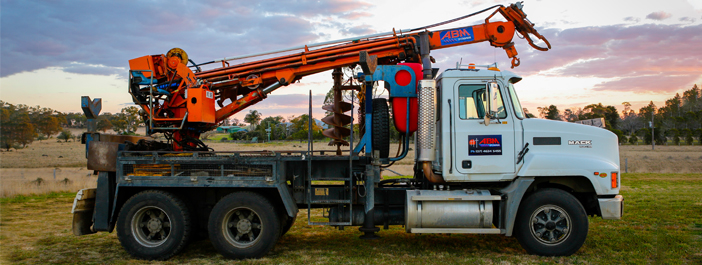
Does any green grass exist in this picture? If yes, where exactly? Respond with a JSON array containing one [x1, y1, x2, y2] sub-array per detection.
[[1, 173, 700, 264], [207, 133, 231, 141]]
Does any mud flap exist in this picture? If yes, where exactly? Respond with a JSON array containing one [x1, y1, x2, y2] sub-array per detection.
[[71, 188, 97, 236]]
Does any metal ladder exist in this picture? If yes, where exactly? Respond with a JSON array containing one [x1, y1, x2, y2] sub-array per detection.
[[304, 89, 355, 226], [305, 162, 354, 226]]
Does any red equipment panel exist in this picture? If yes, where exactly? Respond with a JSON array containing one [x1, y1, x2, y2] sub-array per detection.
[[392, 63, 422, 134]]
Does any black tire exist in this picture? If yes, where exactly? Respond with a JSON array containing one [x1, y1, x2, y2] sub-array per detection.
[[280, 212, 297, 237], [372, 98, 390, 158], [514, 188, 588, 256], [116, 190, 191, 260], [208, 192, 281, 259]]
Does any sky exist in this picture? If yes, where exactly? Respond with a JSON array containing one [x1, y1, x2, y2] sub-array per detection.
[[1, 0, 701, 123]]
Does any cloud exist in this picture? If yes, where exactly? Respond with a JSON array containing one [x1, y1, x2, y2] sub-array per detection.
[[0, 0, 374, 77], [340, 24, 376, 36], [680, 17, 697, 23], [645, 11, 672, 21], [430, 24, 702, 93], [624, 17, 640, 23], [62, 63, 125, 76], [592, 74, 699, 92]]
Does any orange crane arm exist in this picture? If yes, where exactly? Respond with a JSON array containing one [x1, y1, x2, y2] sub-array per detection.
[[127, 2, 551, 143], [198, 3, 549, 123]]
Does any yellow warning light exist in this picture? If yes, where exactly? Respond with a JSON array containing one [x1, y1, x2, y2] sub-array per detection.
[[488, 66, 501, 71], [468, 63, 475, 69]]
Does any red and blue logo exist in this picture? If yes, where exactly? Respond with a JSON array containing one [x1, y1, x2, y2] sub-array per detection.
[[439, 27, 475, 46], [469, 135, 502, 156]]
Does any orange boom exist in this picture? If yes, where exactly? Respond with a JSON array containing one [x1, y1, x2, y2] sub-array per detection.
[[127, 2, 550, 150]]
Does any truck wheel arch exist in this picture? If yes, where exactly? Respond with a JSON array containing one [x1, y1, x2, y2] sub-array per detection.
[[502, 175, 599, 236]]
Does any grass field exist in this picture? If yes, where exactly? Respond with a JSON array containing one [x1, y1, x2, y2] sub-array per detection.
[[0, 173, 700, 264]]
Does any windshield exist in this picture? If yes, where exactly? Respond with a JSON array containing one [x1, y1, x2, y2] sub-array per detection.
[[508, 83, 525, 119]]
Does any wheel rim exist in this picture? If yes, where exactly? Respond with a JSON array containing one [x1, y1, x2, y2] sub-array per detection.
[[131, 206, 171, 247], [529, 205, 572, 245], [222, 207, 263, 248]]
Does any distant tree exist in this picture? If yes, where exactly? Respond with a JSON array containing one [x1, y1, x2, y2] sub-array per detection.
[[536, 106, 548, 119], [259, 116, 286, 140], [64, 112, 87, 128], [610, 129, 625, 144], [628, 134, 638, 145], [97, 118, 112, 132], [58, 130, 73, 142], [289, 114, 324, 140], [683, 129, 694, 145], [221, 118, 231, 126], [244, 110, 262, 130], [654, 128, 667, 145], [579, 103, 619, 129], [231, 118, 241, 126], [1, 101, 37, 150], [619, 102, 640, 135], [537, 105, 560, 120], [29, 107, 64, 138], [562, 109, 578, 122], [229, 131, 246, 141], [112, 106, 141, 134], [523, 108, 535, 118], [638, 128, 652, 145], [669, 128, 680, 145]]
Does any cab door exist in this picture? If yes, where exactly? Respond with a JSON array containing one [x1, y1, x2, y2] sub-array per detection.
[[453, 81, 516, 175]]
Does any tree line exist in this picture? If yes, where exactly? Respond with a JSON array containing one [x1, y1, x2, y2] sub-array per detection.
[[531, 84, 702, 145], [225, 110, 328, 142], [1, 101, 144, 150]]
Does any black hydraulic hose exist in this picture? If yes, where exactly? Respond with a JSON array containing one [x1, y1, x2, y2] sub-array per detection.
[[188, 59, 202, 73]]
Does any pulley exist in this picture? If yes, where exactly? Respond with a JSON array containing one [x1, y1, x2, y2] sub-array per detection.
[[166, 48, 189, 69]]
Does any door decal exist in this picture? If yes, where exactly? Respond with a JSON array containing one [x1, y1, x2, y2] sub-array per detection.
[[468, 135, 502, 156]]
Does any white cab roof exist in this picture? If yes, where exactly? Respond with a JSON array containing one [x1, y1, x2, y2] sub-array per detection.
[[437, 67, 523, 84]]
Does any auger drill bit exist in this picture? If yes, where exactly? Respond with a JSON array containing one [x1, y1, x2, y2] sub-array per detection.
[[322, 68, 353, 155]]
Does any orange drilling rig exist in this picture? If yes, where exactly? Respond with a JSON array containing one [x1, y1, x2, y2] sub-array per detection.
[[125, 2, 549, 151]]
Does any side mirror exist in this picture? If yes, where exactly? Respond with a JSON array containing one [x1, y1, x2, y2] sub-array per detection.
[[484, 82, 499, 125]]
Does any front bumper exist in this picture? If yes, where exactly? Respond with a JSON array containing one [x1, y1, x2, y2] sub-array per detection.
[[598, 195, 623, 220]]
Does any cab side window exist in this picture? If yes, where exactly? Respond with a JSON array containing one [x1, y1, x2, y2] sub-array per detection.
[[458, 84, 507, 119]]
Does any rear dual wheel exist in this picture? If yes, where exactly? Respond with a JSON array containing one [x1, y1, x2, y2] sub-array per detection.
[[116, 190, 191, 260], [208, 192, 281, 259]]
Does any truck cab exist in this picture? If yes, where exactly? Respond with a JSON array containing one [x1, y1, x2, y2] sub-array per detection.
[[435, 64, 622, 201]]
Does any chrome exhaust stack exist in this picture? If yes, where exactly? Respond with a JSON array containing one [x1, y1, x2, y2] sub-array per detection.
[[417, 79, 436, 162], [417, 79, 444, 183]]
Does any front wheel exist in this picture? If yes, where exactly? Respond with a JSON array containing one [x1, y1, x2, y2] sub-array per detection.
[[514, 188, 588, 256], [208, 192, 281, 259]]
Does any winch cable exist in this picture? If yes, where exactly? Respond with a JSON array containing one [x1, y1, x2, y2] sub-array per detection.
[[408, 4, 503, 32]]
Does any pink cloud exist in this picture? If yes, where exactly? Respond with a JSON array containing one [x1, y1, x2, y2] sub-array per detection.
[[593, 74, 700, 93], [433, 24, 702, 94], [646, 11, 672, 21]]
